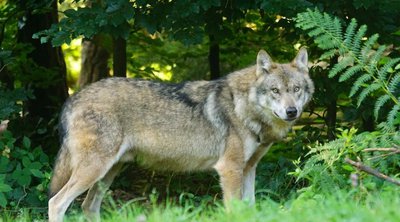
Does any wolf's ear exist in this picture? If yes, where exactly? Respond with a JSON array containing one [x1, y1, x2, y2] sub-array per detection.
[[257, 50, 274, 76], [293, 47, 308, 73]]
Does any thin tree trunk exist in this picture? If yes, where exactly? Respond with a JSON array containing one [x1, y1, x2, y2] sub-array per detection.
[[208, 35, 220, 80], [17, 0, 68, 119], [113, 36, 127, 77], [326, 99, 337, 140], [78, 36, 110, 88]]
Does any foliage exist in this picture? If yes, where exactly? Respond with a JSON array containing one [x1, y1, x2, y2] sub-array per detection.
[[0, 130, 51, 209], [34, 0, 135, 45], [0, 85, 50, 209], [292, 127, 400, 191], [293, 9, 400, 193], [0, 87, 32, 121], [296, 8, 400, 128]]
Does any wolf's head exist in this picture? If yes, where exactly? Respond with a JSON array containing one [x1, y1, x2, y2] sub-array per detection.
[[250, 48, 314, 123]]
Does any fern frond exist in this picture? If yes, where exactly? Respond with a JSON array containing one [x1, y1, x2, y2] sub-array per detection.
[[360, 34, 379, 63], [388, 73, 400, 93], [366, 45, 386, 75], [349, 73, 372, 97], [343, 19, 357, 53], [357, 82, 382, 106], [295, 9, 400, 127], [339, 64, 363, 82], [374, 94, 391, 119], [296, 9, 343, 51], [351, 24, 367, 58], [377, 58, 400, 82], [387, 103, 400, 126], [328, 56, 353, 78], [320, 49, 338, 60]]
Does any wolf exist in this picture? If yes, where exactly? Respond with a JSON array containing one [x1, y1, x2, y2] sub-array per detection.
[[48, 48, 314, 222]]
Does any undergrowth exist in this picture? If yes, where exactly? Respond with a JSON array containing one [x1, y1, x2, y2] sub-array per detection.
[[2, 187, 399, 222]]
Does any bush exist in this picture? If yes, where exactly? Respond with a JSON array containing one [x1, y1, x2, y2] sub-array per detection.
[[293, 9, 400, 193], [0, 131, 51, 208], [0, 86, 50, 209]]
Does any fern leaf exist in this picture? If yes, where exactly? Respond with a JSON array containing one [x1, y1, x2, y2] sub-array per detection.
[[349, 73, 372, 97], [360, 34, 379, 63], [339, 64, 363, 82], [329, 56, 353, 78], [343, 19, 357, 52], [366, 45, 386, 75], [374, 94, 391, 119], [296, 9, 342, 50], [377, 58, 400, 82], [351, 24, 367, 58], [296, 9, 399, 126], [332, 17, 342, 40], [324, 13, 342, 40], [357, 82, 382, 106], [320, 49, 338, 60], [388, 73, 400, 93], [387, 103, 400, 126]]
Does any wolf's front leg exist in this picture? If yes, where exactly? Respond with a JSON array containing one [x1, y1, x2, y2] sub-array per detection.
[[214, 134, 244, 207], [242, 166, 256, 204], [215, 159, 244, 206]]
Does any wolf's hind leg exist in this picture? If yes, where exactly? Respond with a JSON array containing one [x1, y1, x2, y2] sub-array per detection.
[[48, 162, 116, 222], [81, 162, 124, 222]]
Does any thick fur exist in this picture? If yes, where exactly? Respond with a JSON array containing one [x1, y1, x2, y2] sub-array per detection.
[[48, 48, 314, 222]]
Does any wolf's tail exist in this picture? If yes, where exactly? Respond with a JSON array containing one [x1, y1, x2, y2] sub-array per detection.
[[48, 145, 72, 198]]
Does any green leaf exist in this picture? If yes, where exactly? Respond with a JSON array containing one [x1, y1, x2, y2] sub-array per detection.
[[374, 94, 391, 119], [22, 156, 31, 168], [12, 167, 31, 186], [22, 136, 31, 149], [349, 73, 372, 97], [387, 104, 400, 126], [0, 192, 7, 207], [329, 56, 353, 78], [357, 82, 382, 106], [342, 164, 354, 171], [30, 169, 44, 178], [0, 183, 12, 193], [339, 64, 363, 82]]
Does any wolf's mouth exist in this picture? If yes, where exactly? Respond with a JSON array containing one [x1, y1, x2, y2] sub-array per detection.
[[273, 111, 297, 122], [284, 117, 297, 122]]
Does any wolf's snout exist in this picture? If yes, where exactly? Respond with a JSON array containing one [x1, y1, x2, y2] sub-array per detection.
[[286, 107, 298, 119]]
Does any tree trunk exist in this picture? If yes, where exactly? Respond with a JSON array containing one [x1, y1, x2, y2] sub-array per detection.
[[78, 36, 110, 88], [208, 35, 220, 80], [326, 99, 337, 140], [113, 36, 127, 77], [17, 0, 68, 119]]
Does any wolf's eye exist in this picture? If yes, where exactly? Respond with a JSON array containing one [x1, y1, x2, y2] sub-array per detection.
[[271, 88, 279, 94], [294, 86, 300, 92]]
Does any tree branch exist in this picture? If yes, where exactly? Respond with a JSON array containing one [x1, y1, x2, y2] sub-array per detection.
[[363, 147, 400, 152], [344, 158, 400, 186]]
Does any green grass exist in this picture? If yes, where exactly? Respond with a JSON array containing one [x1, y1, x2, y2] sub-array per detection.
[[4, 188, 398, 222]]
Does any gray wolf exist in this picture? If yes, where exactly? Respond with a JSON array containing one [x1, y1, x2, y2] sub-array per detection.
[[48, 48, 314, 222]]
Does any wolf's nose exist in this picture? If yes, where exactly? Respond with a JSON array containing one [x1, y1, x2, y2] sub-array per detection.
[[286, 107, 298, 118]]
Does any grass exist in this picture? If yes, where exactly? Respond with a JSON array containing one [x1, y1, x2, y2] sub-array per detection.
[[3, 188, 398, 222]]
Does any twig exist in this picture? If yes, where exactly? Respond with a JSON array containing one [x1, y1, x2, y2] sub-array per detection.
[[363, 147, 400, 152], [344, 158, 400, 186], [367, 150, 400, 161]]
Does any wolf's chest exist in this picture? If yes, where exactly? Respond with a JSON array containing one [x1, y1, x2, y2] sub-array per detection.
[[261, 120, 292, 142]]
